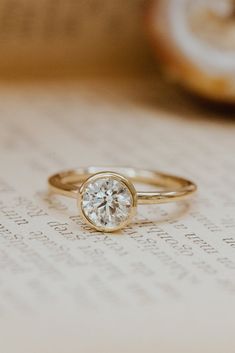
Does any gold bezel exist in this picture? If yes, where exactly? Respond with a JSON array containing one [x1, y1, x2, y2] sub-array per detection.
[[78, 171, 137, 232]]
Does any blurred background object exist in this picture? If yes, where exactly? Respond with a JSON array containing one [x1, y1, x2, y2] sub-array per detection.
[[0, 0, 153, 77], [0, 0, 235, 104], [147, 0, 235, 103]]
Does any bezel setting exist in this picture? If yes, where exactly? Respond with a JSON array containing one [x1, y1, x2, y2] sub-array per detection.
[[78, 172, 137, 232]]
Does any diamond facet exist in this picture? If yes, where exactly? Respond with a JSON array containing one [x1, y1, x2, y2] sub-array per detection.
[[80, 174, 134, 231]]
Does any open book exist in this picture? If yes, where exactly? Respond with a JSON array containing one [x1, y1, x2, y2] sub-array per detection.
[[0, 1, 235, 352]]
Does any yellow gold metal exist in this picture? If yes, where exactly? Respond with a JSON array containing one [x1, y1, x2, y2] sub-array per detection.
[[48, 167, 197, 232]]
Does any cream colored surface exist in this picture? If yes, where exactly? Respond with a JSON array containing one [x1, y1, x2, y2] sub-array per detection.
[[0, 78, 234, 353]]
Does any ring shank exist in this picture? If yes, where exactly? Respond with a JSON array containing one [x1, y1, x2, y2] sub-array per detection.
[[48, 167, 197, 205]]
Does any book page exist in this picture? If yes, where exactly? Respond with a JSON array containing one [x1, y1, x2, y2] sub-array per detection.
[[0, 78, 234, 353]]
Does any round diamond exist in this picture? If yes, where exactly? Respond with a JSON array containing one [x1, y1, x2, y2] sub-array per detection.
[[80, 175, 134, 231]]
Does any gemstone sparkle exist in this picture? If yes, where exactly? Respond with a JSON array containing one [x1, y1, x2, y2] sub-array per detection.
[[81, 176, 133, 230]]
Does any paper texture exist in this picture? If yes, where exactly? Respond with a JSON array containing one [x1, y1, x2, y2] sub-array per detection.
[[0, 78, 235, 353]]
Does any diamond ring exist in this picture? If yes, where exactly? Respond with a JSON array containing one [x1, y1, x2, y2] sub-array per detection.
[[48, 167, 197, 232]]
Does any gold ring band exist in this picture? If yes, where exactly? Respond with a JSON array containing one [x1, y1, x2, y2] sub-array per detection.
[[48, 167, 197, 232]]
